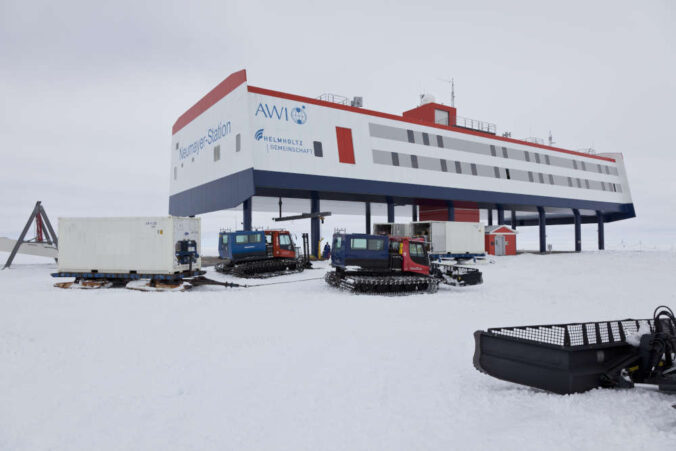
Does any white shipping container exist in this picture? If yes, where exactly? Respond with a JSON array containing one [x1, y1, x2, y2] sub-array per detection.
[[412, 221, 485, 255], [57, 216, 201, 274]]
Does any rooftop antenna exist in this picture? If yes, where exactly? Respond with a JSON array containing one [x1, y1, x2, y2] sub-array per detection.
[[438, 77, 455, 107], [548, 131, 555, 147]]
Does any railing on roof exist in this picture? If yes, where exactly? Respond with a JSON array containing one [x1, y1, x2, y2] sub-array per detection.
[[317, 93, 350, 105], [576, 147, 597, 155], [453, 115, 497, 135]]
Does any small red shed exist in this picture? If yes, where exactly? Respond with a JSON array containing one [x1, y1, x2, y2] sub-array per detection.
[[485, 225, 517, 256]]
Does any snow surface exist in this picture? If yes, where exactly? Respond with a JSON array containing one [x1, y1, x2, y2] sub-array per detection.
[[2, 251, 676, 450]]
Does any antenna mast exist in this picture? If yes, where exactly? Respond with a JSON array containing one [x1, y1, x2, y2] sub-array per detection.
[[438, 77, 455, 107]]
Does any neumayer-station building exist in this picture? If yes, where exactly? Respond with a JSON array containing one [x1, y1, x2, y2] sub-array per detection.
[[169, 69, 635, 256]]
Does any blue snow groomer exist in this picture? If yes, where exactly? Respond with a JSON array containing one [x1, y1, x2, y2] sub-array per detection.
[[216, 229, 305, 277], [218, 230, 267, 263]]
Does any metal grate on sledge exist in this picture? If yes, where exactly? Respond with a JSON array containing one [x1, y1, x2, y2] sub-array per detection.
[[488, 318, 674, 348]]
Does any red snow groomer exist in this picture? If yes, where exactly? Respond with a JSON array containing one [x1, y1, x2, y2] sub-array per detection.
[[325, 233, 482, 294]]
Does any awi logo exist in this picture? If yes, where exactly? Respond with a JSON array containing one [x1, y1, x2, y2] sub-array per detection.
[[255, 129, 264, 141], [255, 103, 307, 125]]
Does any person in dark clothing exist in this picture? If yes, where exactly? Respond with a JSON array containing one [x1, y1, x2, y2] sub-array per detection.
[[322, 242, 331, 260]]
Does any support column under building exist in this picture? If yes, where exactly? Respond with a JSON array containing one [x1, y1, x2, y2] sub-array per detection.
[[497, 205, 505, 225], [573, 209, 581, 252], [511, 210, 517, 229], [243, 198, 252, 231], [538, 207, 546, 253], [412, 204, 418, 222], [447, 200, 455, 221], [365, 202, 371, 234], [597, 210, 605, 250], [387, 197, 395, 223], [487, 209, 493, 226], [311, 191, 320, 258]]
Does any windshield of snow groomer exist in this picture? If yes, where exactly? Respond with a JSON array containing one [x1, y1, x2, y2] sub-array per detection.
[[279, 234, 292, 249], [409, 242, 426, 257]]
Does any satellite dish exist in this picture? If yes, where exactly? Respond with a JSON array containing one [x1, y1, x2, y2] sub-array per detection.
[[420, 94, 436, 105]]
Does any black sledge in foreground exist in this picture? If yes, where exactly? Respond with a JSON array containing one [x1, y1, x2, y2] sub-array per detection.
[[474, 306, 676, 397]]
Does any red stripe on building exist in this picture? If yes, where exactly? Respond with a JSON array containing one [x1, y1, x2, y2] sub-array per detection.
[[172, 69, 247, 135], [336, 127, 356, 164], [247, 85, 615, 163]]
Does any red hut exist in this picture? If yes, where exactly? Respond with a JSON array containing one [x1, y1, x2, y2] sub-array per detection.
[[485, 225, 517, 256]]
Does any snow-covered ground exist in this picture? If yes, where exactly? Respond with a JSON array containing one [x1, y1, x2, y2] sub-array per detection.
[[2, 251, 676, 450]]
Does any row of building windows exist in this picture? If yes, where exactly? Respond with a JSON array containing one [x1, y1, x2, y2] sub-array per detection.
[[372, 149, 623, 193], [369, 123, 620, 177]]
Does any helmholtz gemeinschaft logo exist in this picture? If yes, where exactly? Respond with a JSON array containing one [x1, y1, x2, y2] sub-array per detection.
[[254, 129, 312, 155], [290, 106, 307, 124]]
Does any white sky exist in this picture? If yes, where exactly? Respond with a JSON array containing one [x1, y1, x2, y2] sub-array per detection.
[[1, 0, 674, 250]]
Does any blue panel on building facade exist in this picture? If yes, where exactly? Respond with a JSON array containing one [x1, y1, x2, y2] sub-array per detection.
[[169, 168, 255, 216]]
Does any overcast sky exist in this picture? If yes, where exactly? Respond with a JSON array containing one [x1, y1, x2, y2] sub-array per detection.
[[1, 0, 674, 250]]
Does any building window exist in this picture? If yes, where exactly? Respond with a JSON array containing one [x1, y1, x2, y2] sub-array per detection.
[[406, 130, 415, 143], [534, 153, 541, 164], [505, 168, 511, 180], [213, 145, 221, 161], [313, 141, 323, 157], [455, 161, 462, 174], [605, 166, 610, 175], [567, 177, 573, 187], [502, 147, 508, 158], [528, 171, 534, 182], [411, 155, 419, 168], [422, 133, 430, 146], [538, 173, 545, 184], [494, 167, 500, 178], [573, 160, 578, 170], [435, 109, 449, 125], [548, 174, 554, 185], [524, 151, 531, 162], [236, 133, 241, 152], [440, 159, 448, 172], [597, 164, 603, 173], [585, 179, 590, 189], [490, 145, 496, 157], [436, 135, 444, 148], [391, 152, 400, 166], [581, 161, 586, 171], [470, 163, 478, 176], [545, 155, 551, 165], [175, 143, 179, 150]]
